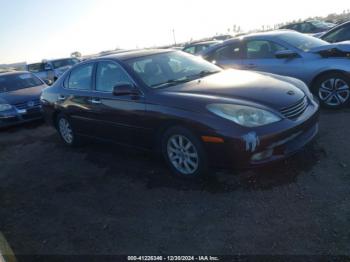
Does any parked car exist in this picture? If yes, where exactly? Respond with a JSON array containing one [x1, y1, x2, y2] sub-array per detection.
[[280, 20, 336, 35], [318, 21, 350, 43], [201, 30, 350, 109], [41, 50, 319, 178], [0, 71, 47, 128], [183, 41, 221, 55], [26, 58, 80, 84]]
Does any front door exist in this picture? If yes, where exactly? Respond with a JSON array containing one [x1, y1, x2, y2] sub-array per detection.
[[241, 39, 304, 79], [85, 61, 148, 147]]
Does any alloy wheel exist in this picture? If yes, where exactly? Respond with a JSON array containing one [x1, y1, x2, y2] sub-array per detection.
[[58, 118, 74, 144], [167, 135, 199, 175], [319, 78, 350, 107]]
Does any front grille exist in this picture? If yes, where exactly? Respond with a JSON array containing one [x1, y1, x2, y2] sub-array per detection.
[[14, 99, 41, 110], [280, 96, 308, 119]]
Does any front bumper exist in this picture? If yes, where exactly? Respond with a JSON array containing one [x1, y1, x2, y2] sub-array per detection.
[[204, 99, 320, 169], [0, 106, 43, 128]]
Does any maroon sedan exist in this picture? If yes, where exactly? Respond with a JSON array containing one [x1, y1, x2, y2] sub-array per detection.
[[40, 50, 319, 178]]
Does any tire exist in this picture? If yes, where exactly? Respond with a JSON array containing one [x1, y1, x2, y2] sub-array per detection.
[[161, 126, 208, 179], [56, 114, 81, 147], [313, 72, 350, 109]]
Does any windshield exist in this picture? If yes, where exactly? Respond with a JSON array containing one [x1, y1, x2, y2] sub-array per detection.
[[279, 32, 328, 52], [52, 58, 79, 69], [126, 51, 221, 89], [0, 73, 43, 93]]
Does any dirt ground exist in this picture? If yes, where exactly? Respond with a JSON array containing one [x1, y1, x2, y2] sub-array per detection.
[[0, 109, 350, 257]]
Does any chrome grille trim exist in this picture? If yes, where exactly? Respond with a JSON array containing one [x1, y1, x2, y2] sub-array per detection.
[[14, 99, 41, 110], [280, 97, 308, 119]]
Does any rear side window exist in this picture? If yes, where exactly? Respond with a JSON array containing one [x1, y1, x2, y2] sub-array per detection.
[[323, 26, 350, 43], [28, 63, 45, 73], [211, 43, 241, 60], [183, 46, 196, 54], [68, 63, 94, 90], [96, 62, 133, 92]]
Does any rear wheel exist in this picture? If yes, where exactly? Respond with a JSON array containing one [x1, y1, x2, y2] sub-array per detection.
[[313, 72, 350, 109], [162, 126, 208, 179], [56, 114, 81, 147]]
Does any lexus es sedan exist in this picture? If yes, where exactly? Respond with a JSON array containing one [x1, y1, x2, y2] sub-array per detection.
[[0, 71, 47, 128], [201, 30, 350, 109], [41, 50, 319, 178]]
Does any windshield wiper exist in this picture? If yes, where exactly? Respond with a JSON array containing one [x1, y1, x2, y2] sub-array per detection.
[[187, 70, 220, 79], [151, 78, 192, 88]]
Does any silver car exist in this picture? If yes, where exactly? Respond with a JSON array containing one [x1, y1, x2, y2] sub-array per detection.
[[26, 58, 80, 84], [202, 30, 350, 109]]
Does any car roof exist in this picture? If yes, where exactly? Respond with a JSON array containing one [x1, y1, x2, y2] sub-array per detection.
[[89, 49, 174, 61], [185, 41, 220, 47], [0, 71, 30, 76], [223, 30, 299, 42]]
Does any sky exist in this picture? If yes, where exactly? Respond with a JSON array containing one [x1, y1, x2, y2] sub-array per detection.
[[0, 0, 349, 64]]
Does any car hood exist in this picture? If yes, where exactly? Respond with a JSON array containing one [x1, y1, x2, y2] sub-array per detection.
[[0, 85, 45, 105], [309, 41, 350, 56], [163, 70, 305, 110]]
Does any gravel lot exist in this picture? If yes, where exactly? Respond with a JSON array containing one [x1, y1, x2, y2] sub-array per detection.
[[0, 109, 350, 256]]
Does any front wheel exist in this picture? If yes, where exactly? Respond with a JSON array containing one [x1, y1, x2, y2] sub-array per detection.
[[314, 72, 350, 109], [162, 126, 208, 179]]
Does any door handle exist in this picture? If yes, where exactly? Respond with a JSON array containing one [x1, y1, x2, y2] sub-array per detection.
[[58, 95, 66, 101], [89, 98, 102, 104]]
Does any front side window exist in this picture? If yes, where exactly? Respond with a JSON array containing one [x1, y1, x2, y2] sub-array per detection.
[[0, 73, 43, 93], [68, 63, 93, 90], [96, 62, 133, 92], [126, 51, 221, 89], [246, 40, 287, 59]]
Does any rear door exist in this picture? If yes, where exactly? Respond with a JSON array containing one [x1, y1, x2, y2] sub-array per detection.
[[241, 39, 304, 79], [60, 62, 97, 136]]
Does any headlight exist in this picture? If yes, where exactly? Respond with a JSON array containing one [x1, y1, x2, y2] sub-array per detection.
[[207, 104, 281, 127], [0, 104, 12, 112]]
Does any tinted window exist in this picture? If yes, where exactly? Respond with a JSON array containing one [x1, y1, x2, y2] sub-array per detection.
[[246, 40, 287, 59], [323, 26, 350, 43], [68, 63, 93, 90], [0, 73, 43, 93], [28, 63, 45, 73], [126, 51, 221, 88], [96, 62, 132, 92], [299, 22, 314, 33], [52, 58, 79, 69], [212, 43, 241, 60], [183, 46, 196, 54]]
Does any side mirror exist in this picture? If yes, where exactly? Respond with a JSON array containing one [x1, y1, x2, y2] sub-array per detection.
[[113, 83, 140, 96], [275, 50, 299, 59]]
